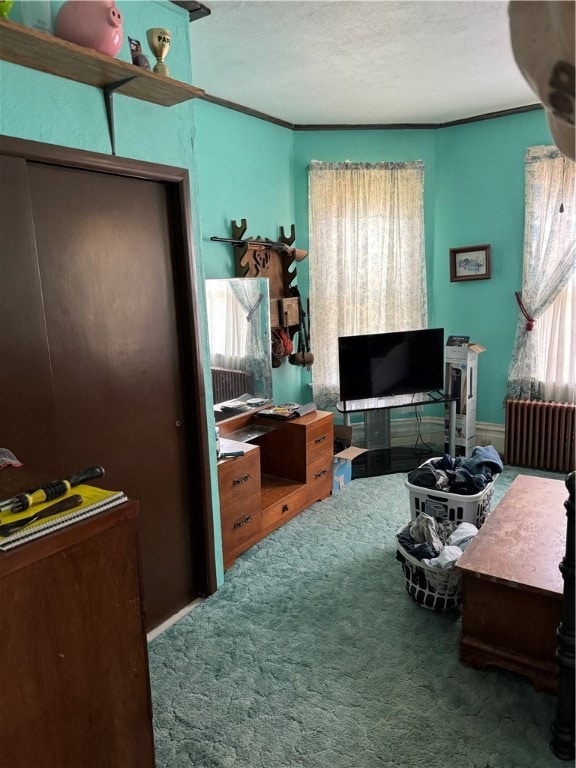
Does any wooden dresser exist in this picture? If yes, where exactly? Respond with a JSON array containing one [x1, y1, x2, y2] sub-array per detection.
[[218, 410, 334, 569], [0, 499, 156, 768]]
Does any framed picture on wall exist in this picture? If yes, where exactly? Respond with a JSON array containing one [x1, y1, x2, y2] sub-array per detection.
[[449, 244, 491, 282]]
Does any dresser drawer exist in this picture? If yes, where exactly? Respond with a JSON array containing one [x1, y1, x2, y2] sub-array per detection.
[[221, 496, 262, 556], [261, 485, 307, 532], [305, 414, 334, 464], [218, 450, 261, 508], [254, 410, 333, 479], [306, 454, 333, 504]]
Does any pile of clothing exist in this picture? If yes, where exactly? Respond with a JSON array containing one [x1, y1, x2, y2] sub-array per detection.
[[407, 445, 503, 495], [397, 514, 478, 570]]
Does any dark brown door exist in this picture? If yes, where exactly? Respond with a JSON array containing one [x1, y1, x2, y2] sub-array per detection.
[[0, 148, 214, 629]]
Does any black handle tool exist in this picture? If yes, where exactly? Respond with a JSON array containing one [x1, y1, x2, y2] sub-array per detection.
[[0, 465, 104, 514]]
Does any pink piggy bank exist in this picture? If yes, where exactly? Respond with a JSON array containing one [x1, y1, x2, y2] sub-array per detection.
[[55, 0, 123, 58]]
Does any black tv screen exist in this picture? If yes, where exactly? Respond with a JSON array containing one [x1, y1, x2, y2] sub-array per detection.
[[338, 328, 445, 401]]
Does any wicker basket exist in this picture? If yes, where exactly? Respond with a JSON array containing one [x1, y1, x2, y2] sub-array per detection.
[[396, 522, 462, 611]]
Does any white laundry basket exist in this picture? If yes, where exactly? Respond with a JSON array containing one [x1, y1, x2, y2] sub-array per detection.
[[396, 522, 462, 611], [405, 458, 498, 528]]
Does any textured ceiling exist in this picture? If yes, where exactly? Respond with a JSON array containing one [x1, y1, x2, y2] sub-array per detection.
[[189, 0, 539, 126]]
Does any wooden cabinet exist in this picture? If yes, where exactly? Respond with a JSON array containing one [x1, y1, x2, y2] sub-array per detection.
[[218, 411, 333, 569], [217, 439, 262, 566], [456, 475, 566, 694], [0, 500, 156, 768], [254, 411, 334, 508]]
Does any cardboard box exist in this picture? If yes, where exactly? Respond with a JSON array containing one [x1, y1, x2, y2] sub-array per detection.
[[332, 425, 367, 492], [443, 336, 486, 457]]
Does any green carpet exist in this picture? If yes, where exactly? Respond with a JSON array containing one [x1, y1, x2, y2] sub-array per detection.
[[148, 466, 571, 768]]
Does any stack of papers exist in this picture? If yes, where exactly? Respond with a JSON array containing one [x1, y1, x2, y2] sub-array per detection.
[[257, 402, 317, 421], [220, 394, 272, 412]]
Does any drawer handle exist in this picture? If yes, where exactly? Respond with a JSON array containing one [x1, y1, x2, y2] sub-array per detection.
[[232, 474, 251, 486], [234, 515, 252, 529], [314, 435, 327, 444], [281, 504, 290, 514], [315, 469, 327, 479]]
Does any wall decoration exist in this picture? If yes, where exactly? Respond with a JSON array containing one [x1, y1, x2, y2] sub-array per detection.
[[450, 244, 492, 282], [210, 220, 311, 368]]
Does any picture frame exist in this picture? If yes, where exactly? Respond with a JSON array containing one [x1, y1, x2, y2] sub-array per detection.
[[449, 244, 491, 282]]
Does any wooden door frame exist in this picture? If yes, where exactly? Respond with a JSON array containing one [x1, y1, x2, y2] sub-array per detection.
[[0, 134, 217, 598]]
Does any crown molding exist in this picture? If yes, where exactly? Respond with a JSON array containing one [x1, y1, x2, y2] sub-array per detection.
[[198, 92, 543, 132]]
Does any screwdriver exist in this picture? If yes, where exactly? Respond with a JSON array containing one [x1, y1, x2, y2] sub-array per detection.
[[0, 494, 84, 537]]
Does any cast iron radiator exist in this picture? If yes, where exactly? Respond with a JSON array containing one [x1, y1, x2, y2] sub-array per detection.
[[504, 399, 575, 474], [211, 367, 254, 403]]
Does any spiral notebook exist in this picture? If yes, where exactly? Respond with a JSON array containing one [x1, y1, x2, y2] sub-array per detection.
[[0, 484, 128, 551]]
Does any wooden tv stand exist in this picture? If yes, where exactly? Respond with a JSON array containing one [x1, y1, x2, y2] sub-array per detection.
[[217, 409, 334, 569]]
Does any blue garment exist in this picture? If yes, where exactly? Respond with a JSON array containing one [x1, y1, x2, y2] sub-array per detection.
[[407, 464, 441, 489], [396, 530, 437, 561], [457, 445, 503, 476], [449, 468, 488, 494], [439, 453, 457, 472], [425, 445, 502, 495]]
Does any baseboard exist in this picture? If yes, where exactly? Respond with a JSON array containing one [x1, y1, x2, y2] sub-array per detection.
[[146, 598, 204, 641], [474, 420, 505, 453], [352, 417, 505, 455]]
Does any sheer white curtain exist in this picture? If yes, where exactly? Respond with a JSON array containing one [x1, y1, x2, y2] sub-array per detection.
[[506, 146, 576, 403], [536, 272, 575, 402], [206, 281, 247, 369], [308, 160, 426, 408]]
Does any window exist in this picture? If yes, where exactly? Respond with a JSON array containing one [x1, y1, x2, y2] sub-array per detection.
[[506, 146, 576, 404], [536, 271, 575, 403], [308, 160, 426, 408]]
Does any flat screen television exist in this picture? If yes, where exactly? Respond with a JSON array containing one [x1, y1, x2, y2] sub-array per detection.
[[338, 328, 445, 402]]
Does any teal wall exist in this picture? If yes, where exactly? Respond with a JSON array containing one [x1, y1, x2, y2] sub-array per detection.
[[0, 2, 554, 590], [192, 101, 301, 405], [194, 102, 294, 271], [432, 111, 552, 423]]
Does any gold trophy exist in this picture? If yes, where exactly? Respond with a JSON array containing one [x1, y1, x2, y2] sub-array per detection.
[[146, 28, 171, 76]]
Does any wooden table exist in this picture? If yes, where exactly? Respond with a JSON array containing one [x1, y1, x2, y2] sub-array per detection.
[[456, 474, 566, 693]]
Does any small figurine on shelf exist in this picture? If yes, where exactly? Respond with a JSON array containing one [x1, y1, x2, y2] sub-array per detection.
[[21, 1, 53, 33], [55, 0, 123, 57], [0, 0, 14, 19], [128, 37, 151, 70], [146, 27, 171, 76]]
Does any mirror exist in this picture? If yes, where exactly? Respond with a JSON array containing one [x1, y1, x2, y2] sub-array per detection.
[[206, 278, 273, 420]]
